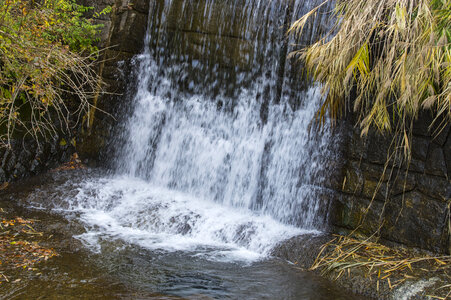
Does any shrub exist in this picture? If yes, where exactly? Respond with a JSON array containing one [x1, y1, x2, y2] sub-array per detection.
[[0, 0, 106, 146]]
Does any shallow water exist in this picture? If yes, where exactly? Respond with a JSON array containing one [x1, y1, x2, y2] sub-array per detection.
[[0, 170, 362, 299]]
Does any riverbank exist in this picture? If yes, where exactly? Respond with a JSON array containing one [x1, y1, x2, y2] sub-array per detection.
[[272, 235, 451, 299]]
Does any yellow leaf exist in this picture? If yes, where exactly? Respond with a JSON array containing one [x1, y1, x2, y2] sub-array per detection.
[[347, 42, 370, 78]]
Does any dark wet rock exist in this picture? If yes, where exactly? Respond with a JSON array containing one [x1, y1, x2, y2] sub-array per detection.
[[382, 191, 449, 253], [366, 132, 393, 165], [177, 223, 192, 235], [59, 149, 72, 164], [428, 114, 450, 146], [13, 163, 27, 179], [425, 144, 447, 177], [407, 158, 426, 173], [323, 160, 346, 191], [29, 159, 41, 174], [338, 110, 450, 255], [0, 138, 75, 183], [342, 161, 364, 195], [101, 50, 135, 81], [432, 124, 450, 146], [2, 150, 16, 173], [415, 174, 451, 201], [331, 195, 385, 236], [18, 149, 32, 166], [109, 10, 147, 54], [389, 172, 417, 196], [130, 0, 150, 14], [444, 133, 451, 179], [411, 136, 429, 161], [346, 128, 368, 160], [361, 179, 385, 200], [359, 162, 389, 181], [412, 111, 434, 137], [271, 234, 333, 268], [361, 171, 416, 201]]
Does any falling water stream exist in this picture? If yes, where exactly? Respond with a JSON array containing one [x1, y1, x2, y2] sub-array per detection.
[[0, 0, 362, 299]]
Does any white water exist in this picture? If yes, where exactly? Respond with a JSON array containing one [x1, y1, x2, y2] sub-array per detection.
[[118, 74, 331, 228], [39, 0, 337, 262], [45, 176, 310, 261]]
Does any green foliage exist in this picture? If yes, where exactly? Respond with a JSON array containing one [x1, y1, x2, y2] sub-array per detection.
[[290, 0, 450, 157], [0, 0, 105, 146], [94, 5, 112, 19]]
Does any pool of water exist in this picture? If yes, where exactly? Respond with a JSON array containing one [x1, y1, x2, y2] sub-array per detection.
[[0, 170, 362, 299]]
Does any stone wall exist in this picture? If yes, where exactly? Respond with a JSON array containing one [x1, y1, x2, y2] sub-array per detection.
[[77, 0, 150, 161], [0, 137, 75, 183], [330, 112, 450, 254]]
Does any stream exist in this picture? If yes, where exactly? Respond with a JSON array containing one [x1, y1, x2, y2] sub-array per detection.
[[0, 170, 361, 299]]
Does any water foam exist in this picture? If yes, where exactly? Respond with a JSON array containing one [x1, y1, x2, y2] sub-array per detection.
[[53, 176, 315, 262]]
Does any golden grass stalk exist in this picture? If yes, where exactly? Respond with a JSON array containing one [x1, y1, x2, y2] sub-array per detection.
[[310, 235, 451, 297], [290, 0, 450, 155]]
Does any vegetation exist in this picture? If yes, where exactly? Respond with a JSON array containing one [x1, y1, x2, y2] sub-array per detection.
[[0, 0, 106, 147], [0, 212, 58, 285], [311, 235, 451, 299], [290, 0, 450, 157]]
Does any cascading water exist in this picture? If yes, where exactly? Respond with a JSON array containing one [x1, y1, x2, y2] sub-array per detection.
[[116, 0, 337, 228], [30, 0, 338, 262]]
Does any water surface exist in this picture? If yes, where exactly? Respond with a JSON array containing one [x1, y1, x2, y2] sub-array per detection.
[[0, 170, 361, 299]]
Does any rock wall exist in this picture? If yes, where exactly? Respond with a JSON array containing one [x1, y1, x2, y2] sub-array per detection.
[[77, 0, 150, 161], [331, 112, 450, 254], [0, 137, 75, 183]]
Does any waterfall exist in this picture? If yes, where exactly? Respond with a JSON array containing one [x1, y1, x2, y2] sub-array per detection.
[[33, 0, 339, 261], [115, 0, 336, 228]]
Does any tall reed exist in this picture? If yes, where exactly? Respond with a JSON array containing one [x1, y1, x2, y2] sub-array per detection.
[[290, 0, 450, 155]]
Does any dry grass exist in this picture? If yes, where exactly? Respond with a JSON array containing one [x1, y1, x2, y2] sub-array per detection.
[[289, 0, 450, 157], [311, 235, 451, 299]]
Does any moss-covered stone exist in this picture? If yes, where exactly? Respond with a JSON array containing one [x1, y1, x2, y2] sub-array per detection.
[[342, 161, 364, 195], [331, 195, 384, 236]]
